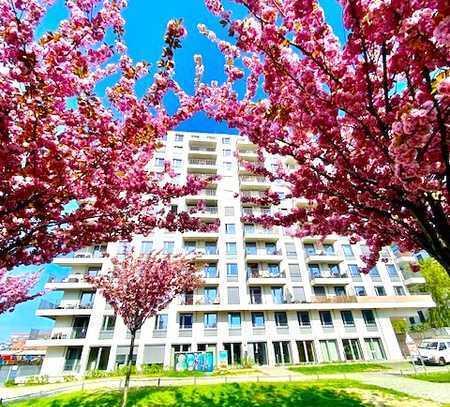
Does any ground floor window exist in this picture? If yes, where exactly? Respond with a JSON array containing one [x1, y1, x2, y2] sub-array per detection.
[[172, 344, 191, 353], [224, 342, 242, 365], [273, 341, 291, 364], [87, 346, 110, 371], [115, 345, 137, 368], [364, 338, 386, 360], [319, 340, 340, 362], [342, 339, 363, 361], [248, 342, 268, 365], [64, 346, 82, 372], [296, 340, 316, 363]]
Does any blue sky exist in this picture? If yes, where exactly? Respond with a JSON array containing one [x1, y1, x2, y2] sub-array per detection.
[[0, 0, 345, 342]]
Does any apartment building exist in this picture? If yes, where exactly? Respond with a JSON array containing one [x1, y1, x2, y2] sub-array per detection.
[[28, 131, 434, 376]]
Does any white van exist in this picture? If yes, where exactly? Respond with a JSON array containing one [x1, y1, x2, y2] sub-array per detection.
[[413, 338, 450, 365]]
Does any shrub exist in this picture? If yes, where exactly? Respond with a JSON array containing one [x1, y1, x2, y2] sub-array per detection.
[[24, 375, 49, 386], [4, 379, 17, 387], [241, 355, 255, 369], [63, 375, 77, 382]]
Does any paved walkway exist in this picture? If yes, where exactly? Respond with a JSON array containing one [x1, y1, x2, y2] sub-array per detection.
[[1, 368, 449, 404]]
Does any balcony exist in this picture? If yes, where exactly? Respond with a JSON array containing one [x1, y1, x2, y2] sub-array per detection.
[[239, 176, 270, 190], [310, 295, 357, 304], [53, 246, 107, 266], [304, 249, 345, 264], [247, 270, 287, 285], [189, 134, 217, 146], [186, 205, 218, 220], [36, 299, 95, 317], [46, 274, 94, 290], [187, 158, 217, 172], [242, 207, 272, 217], [185, 188, 218, 203], [243, 226, 279, 241], [189, 145, 217, 155], [245, 249, 283, 262], [309, 272, 351, 286], [401, 269, 425, 285], [393, 250, 416, 264], [241, 190, 267, 199]]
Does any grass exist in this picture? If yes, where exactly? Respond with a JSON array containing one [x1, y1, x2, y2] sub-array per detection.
[[407, 371, 450, 383], [8, 379, 419, 407], [288, 362, 390, 375]]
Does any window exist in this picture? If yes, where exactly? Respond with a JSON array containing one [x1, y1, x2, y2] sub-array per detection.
[[184, 241, 196, 253], [375, 286, 386, 296], [172, 159, 182, 168], [348, 264, 361, 278], [329, 264, 340, 276], [265, 242, 277, 255], [224, 162, 232, 171], [394, 286, 406, 296], [175, 133, 184, 142], [314, 286, 326, 296], [386, 264, 399, 279], [251, 312, 265, 327], [116, 241, 132, 257], [227, 287, 240, 304], [179, 313, 193, 329], [417, 310, 426, 323], [289, 264, 302, 281], [250, 287, 262, 304], [204, 287, 218, 304], [365, 338, 386, 360], [285, 243, 297, 258], [228, 312, 241, 328], [223, 149, 231, 156], [226, 242, 237, 255], [80, 291, 95, 307], [204, 263, 217, 278], [102, 316, 116, 331], [369, 267, 380, 278], [224, 206, 235, 216], [205, 242, 217, 255], [140, 241, 153, 255], [320, 340, 340, 362], [354, 286, 367, 296], [319, 311, 333, 327], [341, 310, 355, 327], [360, 244, 370, 256], [155, 158, 164, 167], [87, 267, 101, 277], [222, 137, 230, 144], [227, 263, 238, 278], [323, 244, 335, 255], [170, 205, 178, 214], [204, 313, 217, 328], [274, 312, 288, 327], [163, 241, 174, 254], [308, 264, 321, 278], [225, 223, 236, 234], [154, 314, 168, 330], [245, 242, 257, 255], [304, 243, 316, 255], [342, 244, 354, 257], [297, 311, 311, 327], [342, 339, 363, 361], [335, 286, 346, 296], [292, 287, 306, 302], [362, 310, 376, 326], [268, 263, 280, 276], [271, 286, 284, 304]]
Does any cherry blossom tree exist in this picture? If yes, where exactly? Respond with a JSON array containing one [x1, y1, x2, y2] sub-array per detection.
[[86, 252, 202, 407], [198, 0, 450, 273], [0, 0, 212, 273], [0, 268, 40, 315]]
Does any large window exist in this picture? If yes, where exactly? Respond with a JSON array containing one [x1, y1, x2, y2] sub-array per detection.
[[179, 313, 193, 329], [375, 286, 386, 296], [304, 243, 316, 255], [342, 244, 354, 257], [342, 339, 363, 361], [354, 286, 367, 296], [323, 243, 335, 255], [140, 241, 153, 255], [265, 242, 277, 255], [288, 264, 302, 281], [329, 264, 340, 276], [320, 340, 340, 362], [365, 338, 386, 360], [227, 263, 238, 278], [297, 311, 311, 327], [386, 264, 399, 279], [297, 341, 316, 363], [348, 264, 361, 278], [362, 310, 376, 326], [308, 264, 321, 278], [245, 242, 257, 255], [172, 159, 182, 168], [228, 312, 241, 328], [341, 310, 355, 327], [285, 243, 297, 258], [163, 241, 174, 254], [225, 224, 236, 234], [394, 286, 406, 296], [250, 287, 262, 304], [268, 263, 280, 276], [204, 263, 218, 278], [184, 241, 196, 253], [154, 314, 168, 330], [271, 286, 284, 304], [204, 313, 217, 329], [204, 287, 218, 304], [224, 206, 234, 216], [319, 311, 333, 327], [251, 312, 265, 327], [205, 242, 217, 255], [274, 312, 288, 327], [102, 315, 116, 331]]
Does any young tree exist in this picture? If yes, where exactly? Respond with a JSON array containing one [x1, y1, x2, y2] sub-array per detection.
[[0, 268, 40, 315], [420, 258, 450, 327], [198, 0, 450, 273], [0, 1, 210, 272], [86, 252, 202, 407]]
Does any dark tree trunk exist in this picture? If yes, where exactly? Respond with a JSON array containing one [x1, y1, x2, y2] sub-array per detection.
[[121, 329, 136, 407]]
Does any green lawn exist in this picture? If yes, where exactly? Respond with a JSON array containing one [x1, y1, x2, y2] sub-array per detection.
[[407, 371, 450, 383], [288, 362, 390, 375], [8, 380, 418, 407]]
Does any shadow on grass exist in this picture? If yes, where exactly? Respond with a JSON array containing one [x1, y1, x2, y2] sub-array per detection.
[[10, 382, 369, 407]]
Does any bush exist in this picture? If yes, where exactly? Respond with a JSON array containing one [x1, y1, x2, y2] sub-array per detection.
[[241, 355, 255, 369], [63, 375, 77, 382], [4, 379, 17, 387], [140, 364, 164, 375], [24, 375, 49, 386]]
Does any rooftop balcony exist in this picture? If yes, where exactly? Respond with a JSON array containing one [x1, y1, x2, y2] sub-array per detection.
[[309, 271, 351, 286]]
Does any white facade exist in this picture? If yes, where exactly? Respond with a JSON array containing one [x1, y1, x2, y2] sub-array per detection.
[[28, 131, 434, 376]]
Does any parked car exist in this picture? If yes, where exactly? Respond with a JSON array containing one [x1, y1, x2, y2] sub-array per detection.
[[413, 338, 450, 365]]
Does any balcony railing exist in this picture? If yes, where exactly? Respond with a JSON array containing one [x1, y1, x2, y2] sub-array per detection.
[[244, 226, 278, 235], [310, 295, 357, 303], [304, 248, 338, 257], [50, 327, 87, 340], [190, 146, 216, 152], [246, 249, 282, 256], [38, 300, 94, 310], [310, 272, 349, 279], [196, 189, 216, 196], [180, 294, 194, 305], [57, 247, 107, 259], [188, 159, 216, 166], [187, 206, 218, 214], [238, 148, 257, 154], [241, 191, 266, 198], [247, 270, 286, 279], [240, 176, 267, 183], [47, 273, 96, 284], [242, 208, 272, 216]]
